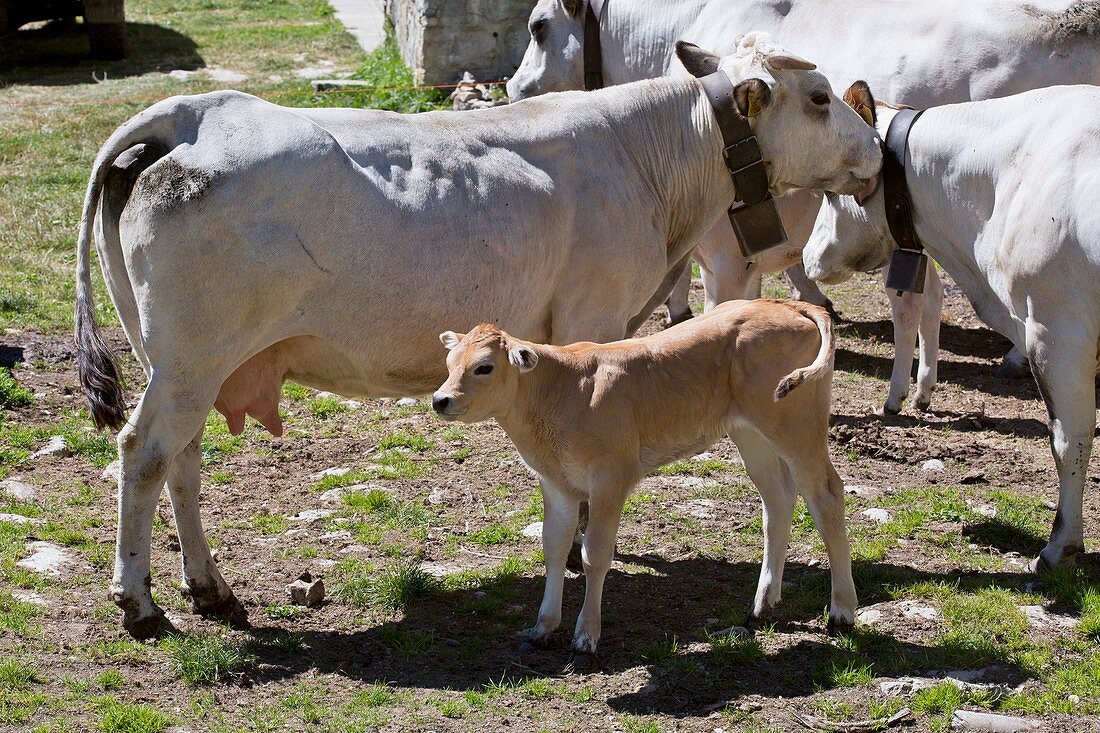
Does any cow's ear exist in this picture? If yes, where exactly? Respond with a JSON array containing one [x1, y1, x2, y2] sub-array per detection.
[[734, 78, 772, 117], [842, 80, 877, 127], [675, 41, 720, 78], [508, 344, 539, 373], [439, 331, 463, 350], [562, 0, 582, 18], [764, 53, 816, 72]]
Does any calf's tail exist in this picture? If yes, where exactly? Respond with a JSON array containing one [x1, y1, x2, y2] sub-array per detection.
[[773, 302, 834, 401], [75, 99, 189, 430]]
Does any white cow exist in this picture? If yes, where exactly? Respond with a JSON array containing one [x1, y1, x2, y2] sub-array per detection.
[[508, 0, 1100, 409], [803, 86, 1100, 572], [75, 37, 880, 637]]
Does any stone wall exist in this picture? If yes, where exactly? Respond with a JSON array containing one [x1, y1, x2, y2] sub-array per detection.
[[385, 0, 532, 85]]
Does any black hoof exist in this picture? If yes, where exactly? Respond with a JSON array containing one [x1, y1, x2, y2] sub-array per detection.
[[123, 610, 176, 640], [879, 403, 901, 416], [994, 361, 1031, 380], [184, 585, 250, 627], [566, 650, 601, 674], [826, 616, 855, 637], [913, 397, 931, 413]]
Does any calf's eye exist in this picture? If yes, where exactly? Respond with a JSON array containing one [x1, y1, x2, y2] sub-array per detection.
[[531, 19, 547, 42], [474, 365, 494, 376], [811, 92, 830, 107]]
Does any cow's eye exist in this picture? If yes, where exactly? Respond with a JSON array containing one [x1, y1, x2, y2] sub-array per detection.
[[811, 92, 830, 106], [530, 19, 548, 42], [474, 364, 494, 376]]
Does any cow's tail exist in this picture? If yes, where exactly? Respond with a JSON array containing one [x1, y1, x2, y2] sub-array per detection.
[[75, 99, 189, 430], [773, 302, 834, 401]]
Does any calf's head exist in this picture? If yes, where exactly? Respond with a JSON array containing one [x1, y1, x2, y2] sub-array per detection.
[[507, 0, 588, 101], [676, 34, 883, 199], [802, 92, 903, 284], [432, 325, 539, 423]]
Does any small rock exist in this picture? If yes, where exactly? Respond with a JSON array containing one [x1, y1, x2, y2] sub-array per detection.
[[284, 528, 309, 537], [857, 608, 883, 624], [267, 74, 283, 83], [310, 467, 350, 480], [879, 676, 934, 696], [315, 391, 337, 399], [207, 68, 247, 83], [12, 590, 47, 606], [32, 435, 70, 459], [673, 498, 718, 519], [921, 458, 946, 472], [898, 600, 941, 620], [421, 562, 464, 577], [289, 509, 335, 523], [692, 452, 714, 461], [950, 709, 1041, 731], [287, 572, 325, 608], [861, 507, 892, 524], [1018, 604, 1078, 630], [341, 399, 362, 408], [320, 488, 347, 504], [1068, 694, 1080, 705], [844, 484, 875, 496], [319, 530, 352, 542], [0, 513, 43, 525], [102, 460, 121, 483], [294, 65, 334, 79], [971, 503, 997, 518], [961, 470, 987, 485], [16, 541, 71, 577], [1043, 500, 1057, 511], [168, 69, 196, 80], [0, 479, 35, 501], [396, 397, 417, 407], [427, 486, 451, 505], [521, 522, 543, 539]]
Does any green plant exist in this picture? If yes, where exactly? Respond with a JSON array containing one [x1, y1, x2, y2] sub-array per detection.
[[161, 634, 248, 685], [0, 369, 33, 410]]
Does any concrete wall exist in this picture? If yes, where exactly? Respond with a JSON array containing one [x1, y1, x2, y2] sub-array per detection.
[[385, 0, 532, 85]]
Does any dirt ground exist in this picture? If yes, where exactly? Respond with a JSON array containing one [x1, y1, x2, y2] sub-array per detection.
[[2, 269, 1099, 733]]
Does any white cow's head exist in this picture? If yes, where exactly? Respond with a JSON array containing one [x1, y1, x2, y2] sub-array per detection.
[[432, 325, 538, 424], [802, 93, 904, 283], [507, 0, 587, 101], [676, 34, 883, 198]]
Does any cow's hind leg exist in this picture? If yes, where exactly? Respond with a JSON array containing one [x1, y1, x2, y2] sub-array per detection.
[[1025, 322, 1095, 571], [112, 374, 218, 638], [912, 263, 943, 412], [167, 430, 246, 625], [730, 427, 797, 633]]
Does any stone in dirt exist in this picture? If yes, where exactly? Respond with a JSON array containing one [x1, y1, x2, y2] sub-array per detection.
[[427, 486, 451, 505], [1018, 605, 1078, 630], [16, 541, 71, 577], [521, 521, 543, 539], [310, 467, 350, 480], [168, 69, 196, 80], [421, 562, 464, 577], [12, 590, 47, 606], [921, 458, 946, 472], [861, 507, 892, 524], [950, 709, 1041, 731], [289, 509, 335, 523], [856, 607, 883, 624], [673, 498, 719, 519], [102, 460, 121, 483], [31, 435, 70, 459], [207, 68, 247, 83], [396, 397, 417, 406], [320, 483, 377, 505], [287, 572, 325, 608], [0, 478, 35, 501], [897, 600, 940, 620], [0, 513, 43, 525]]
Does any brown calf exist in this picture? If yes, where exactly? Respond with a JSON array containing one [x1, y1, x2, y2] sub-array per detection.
[[433, 299, 855, 662]]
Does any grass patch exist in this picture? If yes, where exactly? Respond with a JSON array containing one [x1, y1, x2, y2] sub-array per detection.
[[339, 559, 439, 611], [379, 431, 431, 452], [0, 659, 37, 689], [161, 634, 248, 686], [348, 34, 448, 113], [656, 458, 728, 477], [469, 522, 522, 547], [0, 369, 33, 410], [307, 396, 348, 419], [97, 700, 172, 733], [344, 488, 391, 512]]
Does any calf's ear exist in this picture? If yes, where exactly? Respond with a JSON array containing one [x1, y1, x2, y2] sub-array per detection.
[[675, 41, 720, 78], [508, 344, 539, 373], [843, 80, 877, 126], [439, 331, 463, 350], [734, 78, 771, 117]]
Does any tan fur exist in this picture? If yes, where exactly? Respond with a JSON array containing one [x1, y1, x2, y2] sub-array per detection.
[[435, 299, 857, 654]]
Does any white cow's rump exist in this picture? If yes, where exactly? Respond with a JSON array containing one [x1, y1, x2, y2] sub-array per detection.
[[76, 38, 881, 637], [803, 85, 1100, 572], [508, 0, 1100, 409], [433, 299, 853, 659]]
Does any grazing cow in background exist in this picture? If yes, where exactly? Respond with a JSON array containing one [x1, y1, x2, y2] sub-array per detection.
[[432, 299, 853, 662], [508, 0, 1100, 410], [803, 85, 1100, 573], [76, 36, 880, 637]]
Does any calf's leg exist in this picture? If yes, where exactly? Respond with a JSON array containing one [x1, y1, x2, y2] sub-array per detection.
[[524, 480, 579, 647], [571, 490, 624, 661], [1025, 321, 1095, 571], [166, 430, 246, 624]]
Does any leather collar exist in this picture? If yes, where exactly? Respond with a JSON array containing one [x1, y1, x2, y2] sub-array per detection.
[[699, 70, 787, 257], [584, 0, 604, 91], [881, 108, 929, 294]]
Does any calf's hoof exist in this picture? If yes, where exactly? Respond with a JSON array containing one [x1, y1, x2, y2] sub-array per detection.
[[826, 615, 855, 637], [123, 608, 176, 640], [566, 649, 602, 674]]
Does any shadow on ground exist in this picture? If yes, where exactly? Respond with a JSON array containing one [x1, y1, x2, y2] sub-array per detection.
[[231, 555, 1096, 717], [0, 20, 202, 86]]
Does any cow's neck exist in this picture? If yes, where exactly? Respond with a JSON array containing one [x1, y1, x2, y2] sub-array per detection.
[[600, 0, 710, 84]]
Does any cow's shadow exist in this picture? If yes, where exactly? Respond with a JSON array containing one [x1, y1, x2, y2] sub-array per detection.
[[0, 20, 202, 85], [240, 553, 1094, 715]]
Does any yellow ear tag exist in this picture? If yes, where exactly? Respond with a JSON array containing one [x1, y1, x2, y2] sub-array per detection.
[[857, 104, 874, 126], [747, 95, 762, 117]]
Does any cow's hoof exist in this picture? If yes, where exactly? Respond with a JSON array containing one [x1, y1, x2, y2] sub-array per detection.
[[665, 311, 694, 329], [826, 615, 855, 637], [123, 609, 176, 640], [878, 402, 901, 417], [1027, 546, 1082, 574], [824, 299, 843, 323], [195, 594, 249, 628], [566, 650, 602, 674], [913, 396, 931, 413], [566, 543, 584, 574], [994, 358, 1031, 380]]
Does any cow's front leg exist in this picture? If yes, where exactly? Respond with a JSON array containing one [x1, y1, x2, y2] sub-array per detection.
[[784, 263, 839, 320], [1026, 323, 1095, 571], [912, 262, 943, 412], [167, 430, 246, 625], [664, 261, 694, 327], [570, 491, 624, 669], [522, 480, 578, 649]]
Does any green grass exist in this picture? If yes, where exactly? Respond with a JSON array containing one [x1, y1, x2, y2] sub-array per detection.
[[0, 659, 38, 689], [307, 396, 348, 419], [0, 369, 33, 410], [344, 487, 391, 512], [655, 458, 729, 477], [161, 634, 248, 686], [338, 559, 439, 611], [346, 34, 448, 113], [97, 700, 172, 733]]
